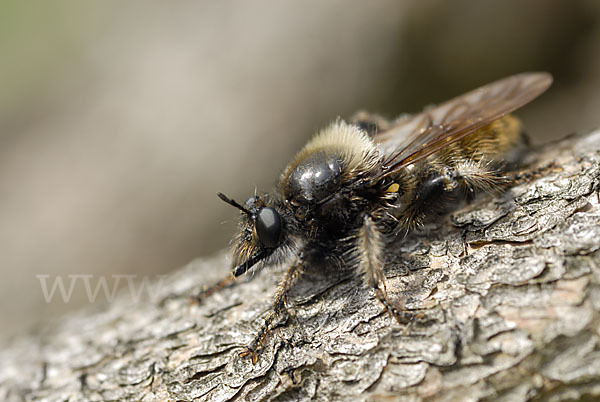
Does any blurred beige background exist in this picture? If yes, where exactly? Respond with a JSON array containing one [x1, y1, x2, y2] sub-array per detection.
[[1, 0, 599, 339]]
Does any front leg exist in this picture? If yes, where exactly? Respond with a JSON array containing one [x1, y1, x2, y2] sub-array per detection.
[[240, 254, 305, 364], [190, 274, 235, 304], [358, 215, 419, 325]]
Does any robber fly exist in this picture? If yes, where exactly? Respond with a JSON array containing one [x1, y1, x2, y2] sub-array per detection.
[[215, 72, 552, 363]]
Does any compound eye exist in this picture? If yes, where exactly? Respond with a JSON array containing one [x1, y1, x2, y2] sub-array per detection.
[[256, 207, 282, 248]]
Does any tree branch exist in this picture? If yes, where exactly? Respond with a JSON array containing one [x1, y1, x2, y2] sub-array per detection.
[[2, 130, 600, 401]]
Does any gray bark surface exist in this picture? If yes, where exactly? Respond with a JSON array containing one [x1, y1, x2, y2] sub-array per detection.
[[2, 130, 600, 402]]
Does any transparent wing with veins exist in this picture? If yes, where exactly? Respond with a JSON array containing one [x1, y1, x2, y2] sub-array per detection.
[[374, 72, 552, 177]]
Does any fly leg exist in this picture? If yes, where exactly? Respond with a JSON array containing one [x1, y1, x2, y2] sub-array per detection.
[[190, 253, 272, 304], [505, 161, 561, 185], [400, 160, 507, 227], [190, 274, 236, 304], [358, 215, 421, 326], [240, 255, 305, 364], [157, 272, 236, 307]]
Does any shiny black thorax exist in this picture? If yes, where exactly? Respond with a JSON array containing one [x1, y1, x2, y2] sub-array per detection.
[[281, 150, 375, 238]]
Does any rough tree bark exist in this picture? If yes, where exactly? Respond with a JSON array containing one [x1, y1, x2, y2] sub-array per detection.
[[2, 130, 600, 402]]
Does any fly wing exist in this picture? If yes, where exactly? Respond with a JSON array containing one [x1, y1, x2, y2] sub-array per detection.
[[374, 72, 552, 176]]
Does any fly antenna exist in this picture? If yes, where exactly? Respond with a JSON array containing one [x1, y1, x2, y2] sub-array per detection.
[[217, 192, 253, 217]]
